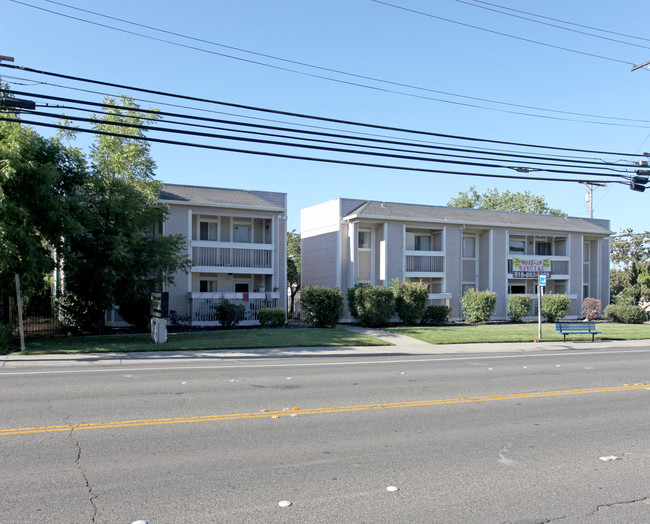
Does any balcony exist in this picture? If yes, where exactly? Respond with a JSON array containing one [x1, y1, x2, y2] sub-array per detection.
[[192, 241, 274, 274], [507, 256, 569, 277], [189, 291, 281, 325], [405, 251, 445, 276]]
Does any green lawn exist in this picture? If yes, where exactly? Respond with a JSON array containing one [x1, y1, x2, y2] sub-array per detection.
[[386, 322, 650, 344], [18, 328, 392, 355]]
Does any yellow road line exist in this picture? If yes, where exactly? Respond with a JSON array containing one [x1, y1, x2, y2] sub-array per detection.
[[1, 384, 647, 437]]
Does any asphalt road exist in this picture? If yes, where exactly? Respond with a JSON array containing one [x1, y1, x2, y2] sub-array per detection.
[[1, 346, 649, 523]]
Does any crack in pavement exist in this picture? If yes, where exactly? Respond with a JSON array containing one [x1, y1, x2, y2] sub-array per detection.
[[69, 429, 99, 523], [540, 495, 650, 523]]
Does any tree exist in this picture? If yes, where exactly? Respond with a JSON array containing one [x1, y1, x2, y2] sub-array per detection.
[[610, 229, 650, 305], [59, 96, 191, 332], [0, 119, 87, 302], [287, 230, 301, 314], [447, 186, 566, 216]]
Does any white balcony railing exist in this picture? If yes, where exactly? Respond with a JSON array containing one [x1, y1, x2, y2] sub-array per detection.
[[192, 242, 273, 270], [189, 292, 280, 324]]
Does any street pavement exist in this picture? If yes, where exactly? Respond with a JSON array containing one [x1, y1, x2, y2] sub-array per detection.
[[1, 324, 648, 368]]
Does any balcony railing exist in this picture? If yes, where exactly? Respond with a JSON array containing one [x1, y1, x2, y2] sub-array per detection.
[[507, 256, 569, 276], [192, 242, 273, 270], [189, 292, 280, 325], [405, 252, 445, 273]]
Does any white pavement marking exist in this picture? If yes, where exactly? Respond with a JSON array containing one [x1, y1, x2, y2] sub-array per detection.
[[1, 349, 649, 377]]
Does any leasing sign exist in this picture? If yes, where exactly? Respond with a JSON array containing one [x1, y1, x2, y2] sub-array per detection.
[[512, 258, 551, 278]]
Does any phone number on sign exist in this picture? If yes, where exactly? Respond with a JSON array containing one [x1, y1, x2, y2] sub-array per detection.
[[513, 271, 550, 278]]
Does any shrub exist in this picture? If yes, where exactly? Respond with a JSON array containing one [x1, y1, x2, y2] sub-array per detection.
[[460, 289, 496, 324], [582, 297, 602, 321], [258, 307, 286, 327], [0, 323, 12, 355], [347, 283, 369, 320], [507, 294, 532, 322], [422, 305, 451, 325], [604, 304, 647, 324], [216, 299, 245, 328], [393, 280, 429, 325], [354, 285, 395, 327], [541, 294, 570, 323], [302, 286, 344, 328]]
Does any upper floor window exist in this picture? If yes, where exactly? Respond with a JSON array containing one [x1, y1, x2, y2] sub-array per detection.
[[509, 239, 525, 254], [199, 220, 219, 241], [358, 230, 371, 249], [462, 236, 476, 258], [536, 241, 552, 256]]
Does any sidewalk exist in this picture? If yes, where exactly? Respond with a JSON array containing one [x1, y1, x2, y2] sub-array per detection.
[[2, 326, 648, 368]]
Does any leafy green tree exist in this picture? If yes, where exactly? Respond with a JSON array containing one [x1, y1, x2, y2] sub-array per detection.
[[609, 229, 650, 305], [60, 96, 190, 332], [448, 186, 566, 216], [287, 230, 301, 314], [0, 119, 87, 301]]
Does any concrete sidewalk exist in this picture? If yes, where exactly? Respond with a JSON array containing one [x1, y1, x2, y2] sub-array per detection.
[[1, 326, 648, 368]]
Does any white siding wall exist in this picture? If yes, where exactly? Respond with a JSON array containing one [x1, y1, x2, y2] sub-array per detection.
[[301, 200, 342, 289], [445, 225, 463, 319], [164, 204, 191, 317], [491, 229, 507, 318]]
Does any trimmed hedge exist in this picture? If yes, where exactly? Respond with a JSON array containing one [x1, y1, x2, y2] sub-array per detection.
[[216, 299, 245, 328], [460, 289, 496, 324], [604, 303, 647, 324], [541, 294, 570, 323], [394, 281, 429, 325], [421, 305, 451, 325], [302, 286, 344, 328], [0, 323, 12, 355], [507, 294, 532, 322], [354, 285, 395, 327], [258, 307, 286, 328], [582, 297, 602, 321]]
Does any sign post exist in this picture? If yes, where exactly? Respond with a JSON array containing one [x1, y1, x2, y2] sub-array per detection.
[[538, 274, 547, 341]]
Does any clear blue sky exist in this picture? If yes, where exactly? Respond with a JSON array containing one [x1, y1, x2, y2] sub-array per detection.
[[3, 0, 650, 234]]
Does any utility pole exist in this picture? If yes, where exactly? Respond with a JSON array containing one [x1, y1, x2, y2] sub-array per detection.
[[583, 182, 606, 219]]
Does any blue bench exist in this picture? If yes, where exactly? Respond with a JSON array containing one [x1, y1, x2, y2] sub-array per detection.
[[555, 322, 601, 342]]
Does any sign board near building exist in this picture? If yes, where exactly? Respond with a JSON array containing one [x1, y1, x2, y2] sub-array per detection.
[[512, 258, 551, 278], [150, 292, 169, 318]]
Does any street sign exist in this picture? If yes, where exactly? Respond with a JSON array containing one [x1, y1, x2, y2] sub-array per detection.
[[539, 275, 547, 287]]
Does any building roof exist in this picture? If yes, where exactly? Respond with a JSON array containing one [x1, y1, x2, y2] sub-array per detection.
[[344, 200, 612, 235], [159, 184, 284, 210]]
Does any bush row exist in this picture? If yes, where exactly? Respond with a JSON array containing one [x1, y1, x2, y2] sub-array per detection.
[[604, 303, 647, 324]]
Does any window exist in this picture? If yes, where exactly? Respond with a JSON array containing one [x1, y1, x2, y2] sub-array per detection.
[[199, 221, 218, 241], [234, 225, 250, 243], [415, 235, 431, 251], [358, 231, 371, 249], [462, 236, 476, 258], [508, 284, 526, 294], [235, 282, 249, 293], [509, 239, 525, 254], [536, 241, 552, 256], [583, 284, 589, 299], [199, 280, 218, 292], [462, 284, 475, 295], [583, 242, 590, 262]]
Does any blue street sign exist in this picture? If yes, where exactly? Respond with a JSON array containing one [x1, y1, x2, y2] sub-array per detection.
[[539, 275, 547, 287]]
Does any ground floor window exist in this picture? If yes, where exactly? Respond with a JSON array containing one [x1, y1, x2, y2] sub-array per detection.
[[234, 282, 250, 293], [199, 279, 218, 292]]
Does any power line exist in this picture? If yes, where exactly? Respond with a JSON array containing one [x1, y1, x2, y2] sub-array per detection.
[[21, 108, 629, 178], [371, 0, 635, 67], [9, 89, 632, 171], [456, 0, 650, 51], [1, 62, 644, 158], [9, 0, 649, 127], [1, 116, 627, 187]]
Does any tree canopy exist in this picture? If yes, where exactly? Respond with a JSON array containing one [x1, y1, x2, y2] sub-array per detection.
[[447, 186, 566, 216], [610, 229, 650, 305]]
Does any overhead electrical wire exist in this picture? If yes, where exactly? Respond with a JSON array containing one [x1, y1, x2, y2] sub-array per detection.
[[371, 0, 635, 67], [0, 116, 628, 188], [8, 89, 632, 171], [1, 63, 644, 158], [9, 0, 650, 126], [460, 0, 650, 44], [456, 0, 650, 51], [18, 108, 629, 178]]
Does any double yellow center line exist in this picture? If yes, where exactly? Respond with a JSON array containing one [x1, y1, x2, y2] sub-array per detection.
[[2, 384, 647, 437]]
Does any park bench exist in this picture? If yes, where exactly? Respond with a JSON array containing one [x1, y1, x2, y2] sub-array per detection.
[[555, 322, 601, 342]]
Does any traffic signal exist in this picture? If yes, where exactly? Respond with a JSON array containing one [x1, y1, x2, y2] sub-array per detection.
[[630, 171, 649, 192]]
